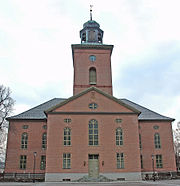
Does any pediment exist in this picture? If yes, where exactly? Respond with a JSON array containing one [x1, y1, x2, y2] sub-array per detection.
[[45, 87, 140, 114]]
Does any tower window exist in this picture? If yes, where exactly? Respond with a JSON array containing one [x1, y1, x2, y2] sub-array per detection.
[[88, 30, 96, 42], [98, 33, 102, 43], [89, 55, 96, 62], [81, 33, 86, 43], [89, 67, 96, 85]]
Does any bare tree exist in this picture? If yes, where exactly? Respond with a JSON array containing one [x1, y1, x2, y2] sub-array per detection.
[[0, 85, 14, 129], [0, 85, 14, 163], [174, 121, 180, 171]]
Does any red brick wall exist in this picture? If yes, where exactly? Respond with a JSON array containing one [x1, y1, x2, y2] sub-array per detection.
[[139, 121, 176, 172], [46, 113, 141, 173], [5, 120, 47, 173], [73, 48, 113, 95]]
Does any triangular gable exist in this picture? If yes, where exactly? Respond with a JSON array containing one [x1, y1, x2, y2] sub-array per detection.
[[45, 87, 141, 114]]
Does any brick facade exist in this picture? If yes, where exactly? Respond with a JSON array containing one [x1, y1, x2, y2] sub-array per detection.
[[5, 18, 176, 181]]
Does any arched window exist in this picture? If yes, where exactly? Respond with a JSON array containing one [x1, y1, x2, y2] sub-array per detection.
[[21, 132, 28, 149], [64, 128, 71, 146], [154, 133, 161, 149], [89, 119, 98, 146], [89, 67, 96, 85], [116, 128, 123, 146], [42, 132, 47, 149]]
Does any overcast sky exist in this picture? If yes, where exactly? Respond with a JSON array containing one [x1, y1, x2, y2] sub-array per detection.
[[0, 0, 180, 128]]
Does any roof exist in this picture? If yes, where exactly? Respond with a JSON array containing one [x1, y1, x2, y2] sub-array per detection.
[[7, 93, 174, 122], [121, 99, 174, 121], [7, 98, 66, 120], [83, 20, 100, 28]]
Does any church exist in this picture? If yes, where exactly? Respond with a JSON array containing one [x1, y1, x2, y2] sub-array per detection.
[[5, 13, 176, 182]]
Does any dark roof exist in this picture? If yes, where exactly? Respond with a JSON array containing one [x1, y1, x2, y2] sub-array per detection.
[[7, 96, 174, 121], [7, 98, 66, 120], [83, 20, 100, 28], [121, 99, 174, 121]]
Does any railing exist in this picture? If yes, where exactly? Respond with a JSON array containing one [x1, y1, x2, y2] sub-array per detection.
[[142, 171, 180, 181], [0, 173, 45, 182]]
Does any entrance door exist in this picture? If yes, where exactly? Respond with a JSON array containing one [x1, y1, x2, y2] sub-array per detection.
[[88, 154, 99, 178]]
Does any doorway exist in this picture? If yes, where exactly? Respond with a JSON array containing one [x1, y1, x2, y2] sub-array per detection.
[[88, 154, 99, 178]]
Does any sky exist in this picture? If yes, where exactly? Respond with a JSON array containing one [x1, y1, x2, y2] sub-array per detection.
[[0, 0, 180, 128]]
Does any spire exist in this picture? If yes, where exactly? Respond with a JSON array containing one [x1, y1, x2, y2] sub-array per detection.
[[90, 5, 93, 21]]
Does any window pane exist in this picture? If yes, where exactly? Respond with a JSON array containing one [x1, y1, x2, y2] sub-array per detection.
[[64, 128, 71, 146], [89, 119, 98, 146], [89, 68, 97, 84], [116, 128, 123, 146], [154, 133, 161, 149], [63, 153, 71, 169], [21, 133, 28, 149], [42, 133, 47, 149], [117, 153, 124, 169], [20, 155, 27, 170]]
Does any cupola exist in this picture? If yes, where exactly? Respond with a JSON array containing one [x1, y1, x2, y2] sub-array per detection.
[[80, 6, 104, 44]]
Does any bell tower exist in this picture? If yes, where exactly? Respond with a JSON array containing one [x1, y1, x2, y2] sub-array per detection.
[[72, 10, 114, 95]]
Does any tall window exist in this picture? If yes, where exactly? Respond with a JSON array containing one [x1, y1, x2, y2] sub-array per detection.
[[89, 68, 96, 85], [154, 133, 161, 149], [139, 134, 142, 149], [40, 155, 46, 170], [117, 153, 124, 169], [21, 133, 28, 149], [64, 128, 71, 146], [89, 119, 98, 146], [63, 153, 71, 169], [156, 154, 163, 168], [116, 128, 123, 146], [20, 155, 27, 169], [42, 132, 47, 149], [140, 155, 143, 169]]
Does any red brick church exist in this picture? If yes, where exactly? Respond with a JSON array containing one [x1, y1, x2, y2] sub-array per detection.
[[5, 15, 176, 181]]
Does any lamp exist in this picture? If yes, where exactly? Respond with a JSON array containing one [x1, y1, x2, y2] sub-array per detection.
[[33, 152, 37, 183]]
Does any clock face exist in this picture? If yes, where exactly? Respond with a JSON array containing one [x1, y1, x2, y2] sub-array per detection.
[[89, 55, 96, 62]]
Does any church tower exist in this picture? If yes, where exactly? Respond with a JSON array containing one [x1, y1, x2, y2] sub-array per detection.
[[72, 9, 114, 95]]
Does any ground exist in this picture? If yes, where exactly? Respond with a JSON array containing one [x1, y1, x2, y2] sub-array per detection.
[[0, 180, 180, 186]]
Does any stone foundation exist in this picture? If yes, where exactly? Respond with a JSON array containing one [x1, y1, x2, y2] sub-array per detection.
[[45, 172, 142, 182]]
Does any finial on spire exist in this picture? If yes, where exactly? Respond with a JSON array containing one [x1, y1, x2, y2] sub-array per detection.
[[90, 5, 93, 20]]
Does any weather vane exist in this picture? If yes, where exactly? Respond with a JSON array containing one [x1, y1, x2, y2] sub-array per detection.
[[90, 5, 93, 20]]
